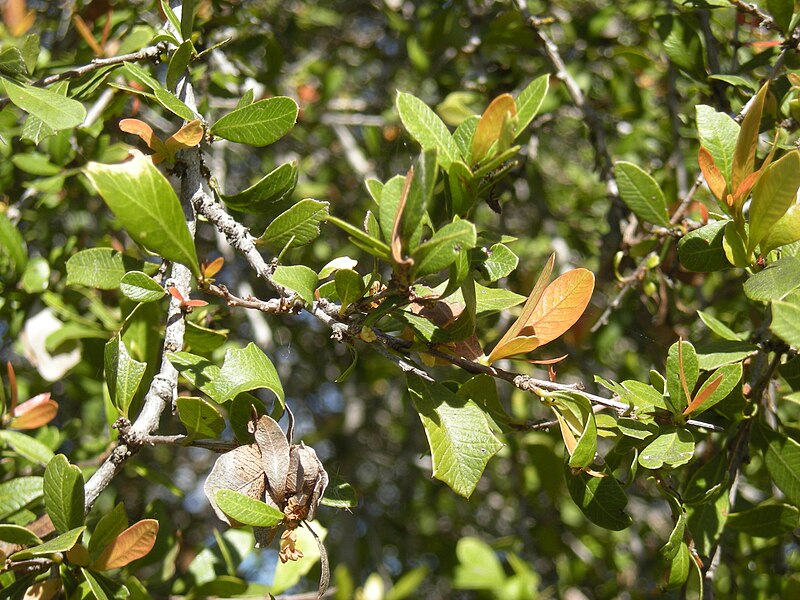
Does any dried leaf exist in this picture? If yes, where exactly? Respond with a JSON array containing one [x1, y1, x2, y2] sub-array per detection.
[[204, 444, 266, 525], [119, 118, 156, 148], [90, 519, 159, 570], [305, 521, 330, 600], [286, 443, 328, 522], [253, 415, 290, 504]]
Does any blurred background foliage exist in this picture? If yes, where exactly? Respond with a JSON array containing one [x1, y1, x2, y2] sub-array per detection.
[[2, 0, 800, 598]]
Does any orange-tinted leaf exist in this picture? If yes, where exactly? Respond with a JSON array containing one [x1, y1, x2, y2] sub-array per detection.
[[202, 257, 225, 279], [488, 335, 541, 364], [72, 15, 104, 57], [165, 119, 204, 152], [390, 167, 415, 266], [11, 392, 58, 429], [3, 0, 35, 37], [168, 287, 184, 302], [521, 268, 595, 346], [119, 119, 156, 148], [21, 578, 60, 600], [471, 94, 517, 164], [682, 374, 723, 417], [731, 82, 769, 193], [698, 147, 726, 201], [486, 254, 555, 363], [90, 519, 159, 571], [183, 299, 208, 308], [512, 353, 568, 365]]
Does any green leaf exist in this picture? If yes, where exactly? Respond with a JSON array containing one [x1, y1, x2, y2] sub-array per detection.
[[514, 74, 549, 137], [686, 492, 728, 556], [153, 87, 197, 121], [666, 340, 699, 415], [210, 97, 298, 146], [396, 91, 460, 172], [696, 105, 739, 184], [177, 396, 225, 441], [166, 40, 193, 90], [638, 428, 695, 469], [400, 150, 437, 249], [0, 524, 41, 546], [656, 14, 705, 76], [66, 248, 125, 290], [85, 153, 200, 277], [10, 526, 85, 560], [0, 47, 27, 76], [666, 543, 691, 589], [335, 269, 366, 309], [21, 256, 49, 293], [407, 375, 503, 498], [0, 430, 54, 465], [565, 466, 632, 531], [43, 454, 85, 533], [748, 151, 800, 254], [82, 568, 111, 600], [219, 162, 297, 217], [184, 321, 228, 355], [412, 220, 477, 277], [2, 79, 86, 130], [696, 339, 758, 370], [0, 210, 28, 276], [104, 336, 147, 416], [479, 243, 518, 282], [677, 220, 730, 271], [0, 476, 43, 519], [569, 409, 598, 469], [119, 271, 165, 303], [453, 537, 505, 590], [214, 489, 284, 527], [326, 215, 392, 262], [760, 427, 800, 506], [727, 503, 799, 537], [169, 352, 221, 400], [613, 161, 671, 227], [744, 256, 800, 302], [88, 502, 128, 557], [697, 310, 744, 341], [378, 175, 408, 243], [452, 116, 478, 165], [762, 204, 800, 255], [214, 343, 284, 405], [772, 298, 800, 349], [319, 476, 358, 509], [258, 199, 329, 251], [272, 265, 318, 306]]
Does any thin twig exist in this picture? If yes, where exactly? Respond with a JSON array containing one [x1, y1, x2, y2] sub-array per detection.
[[0, 43, 167, 110]]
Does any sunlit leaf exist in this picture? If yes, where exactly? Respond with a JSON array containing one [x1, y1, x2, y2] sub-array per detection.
[[731, 82, 768, 196], [91, 519, 159, 571], [471, 93, 517, 165]]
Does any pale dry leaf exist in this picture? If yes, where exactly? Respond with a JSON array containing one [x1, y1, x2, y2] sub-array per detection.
[[204, 443, 265, 525], [253, 415, 290, 504]]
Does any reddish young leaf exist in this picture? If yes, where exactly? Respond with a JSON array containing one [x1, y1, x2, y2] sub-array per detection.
[[682, 374, 723, 417], [183, 299, 208, 308], [390, 167, 415, 267], [90, 519, 159, 571], [202, 257, 225, 279], [471, 93, 517, 165], [10, 392, 58, 429], [119, 118, 156, 147], [697, 147, 726, 202], [168, 287, 185, 303], [3, 0, 36, 37], [72, 15, 104, 57]]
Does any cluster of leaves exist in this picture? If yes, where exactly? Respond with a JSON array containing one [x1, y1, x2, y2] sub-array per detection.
[[2, 0, 800, 598]]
